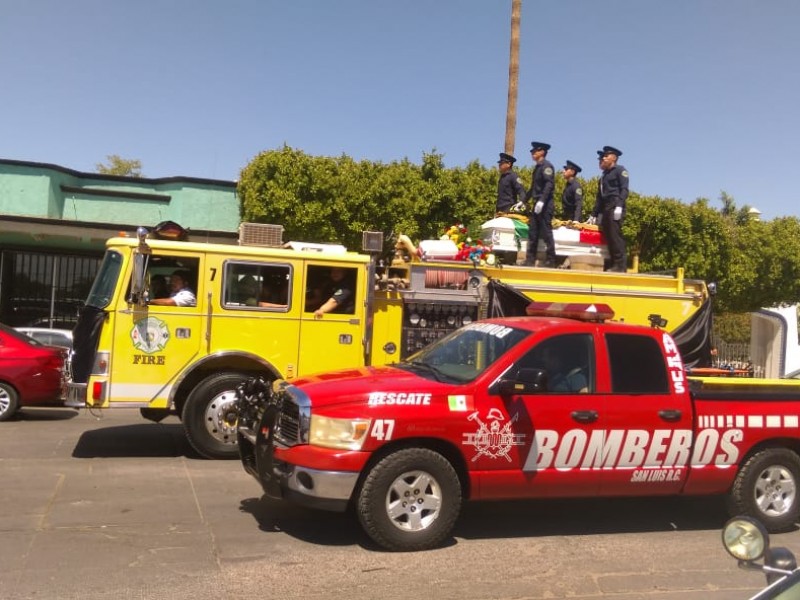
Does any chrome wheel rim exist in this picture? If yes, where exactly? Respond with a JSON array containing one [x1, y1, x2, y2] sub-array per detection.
[[0, 388, 10, 416], [385, 470, 442, 532], [755, 465, 796, 517], [203, 390, 239, 446]]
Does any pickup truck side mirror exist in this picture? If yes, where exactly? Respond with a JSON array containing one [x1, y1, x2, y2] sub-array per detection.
[[497, 368, 546, 396]]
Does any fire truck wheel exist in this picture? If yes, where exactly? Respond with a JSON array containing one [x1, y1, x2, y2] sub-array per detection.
[[357, 448, 462, 551], [0, 382, 19, 421], [182, 372, 249, 460], [727, 448, 800, 532]]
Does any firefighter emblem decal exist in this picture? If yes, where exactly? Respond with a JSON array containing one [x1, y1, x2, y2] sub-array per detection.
[[131, 317, 170, 354], [463, 408, 525, 462]]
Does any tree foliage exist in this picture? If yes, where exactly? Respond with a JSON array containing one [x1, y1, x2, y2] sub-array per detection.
[[238, 146, 796, 314], [96, 154, 143, 177]]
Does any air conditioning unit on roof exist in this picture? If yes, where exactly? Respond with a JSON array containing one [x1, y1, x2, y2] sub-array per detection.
[[239, 223, 284, 247]]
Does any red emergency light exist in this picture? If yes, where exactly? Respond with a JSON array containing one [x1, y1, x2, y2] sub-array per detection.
[[525, 301, 615, 322]]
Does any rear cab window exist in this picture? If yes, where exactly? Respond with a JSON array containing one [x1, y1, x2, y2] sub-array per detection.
[[605, 332, 669, 394]]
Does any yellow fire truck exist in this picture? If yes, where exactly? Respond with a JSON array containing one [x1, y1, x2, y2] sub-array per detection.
[[66, 224, 711, 459]]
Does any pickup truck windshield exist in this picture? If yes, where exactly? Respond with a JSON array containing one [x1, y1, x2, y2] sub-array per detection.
[[400, 322, 530, 383], [85, 250, 123, 309]]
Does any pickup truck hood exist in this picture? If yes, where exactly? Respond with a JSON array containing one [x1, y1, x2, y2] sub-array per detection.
[[288, 365, 458, 409]]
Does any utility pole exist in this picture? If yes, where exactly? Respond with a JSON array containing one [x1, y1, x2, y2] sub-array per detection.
[[504, 0, 521, 155]]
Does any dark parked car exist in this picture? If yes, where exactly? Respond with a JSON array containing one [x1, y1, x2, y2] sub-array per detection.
[[0, 323, 66, 420]]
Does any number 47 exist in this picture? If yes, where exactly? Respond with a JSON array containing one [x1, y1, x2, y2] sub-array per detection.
[[371, 419, 395, 441]]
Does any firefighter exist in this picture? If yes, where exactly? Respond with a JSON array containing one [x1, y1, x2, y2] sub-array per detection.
[[495, 152, 526, 215], [561, 160, 583, 222], [524, 141, 556, 267], [590, 146, 629, 272]]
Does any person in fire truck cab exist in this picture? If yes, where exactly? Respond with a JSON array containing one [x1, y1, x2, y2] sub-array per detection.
[[309, 267, 354, 318], [149, 270, 197, 307]]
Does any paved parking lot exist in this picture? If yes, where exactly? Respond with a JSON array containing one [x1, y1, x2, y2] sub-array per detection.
[[3, 407, 798, 599]]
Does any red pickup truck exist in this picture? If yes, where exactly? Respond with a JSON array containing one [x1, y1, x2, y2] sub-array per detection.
[[238, 302, 800, 551]]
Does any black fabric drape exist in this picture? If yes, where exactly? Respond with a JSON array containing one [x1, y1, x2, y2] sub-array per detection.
[[71, 305, 106, 382]]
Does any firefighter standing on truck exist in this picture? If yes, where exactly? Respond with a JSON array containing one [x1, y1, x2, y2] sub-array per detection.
[[495, 152, 526, 215], [590, 145, 629, 273], [524, 141, 556, 268], [561, 160, 583, 222]]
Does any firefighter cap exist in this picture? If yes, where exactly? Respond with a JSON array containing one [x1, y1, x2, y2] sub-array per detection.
[[597, 145, 623, 158], [498, 152, 516, 164]]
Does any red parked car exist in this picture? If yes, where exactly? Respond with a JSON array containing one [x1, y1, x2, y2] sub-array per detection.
[[0, 323, 66, 421]]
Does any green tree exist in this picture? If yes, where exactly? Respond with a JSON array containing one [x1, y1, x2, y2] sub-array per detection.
[[238, 146, 798, 317], [96, 155, 142, 177]]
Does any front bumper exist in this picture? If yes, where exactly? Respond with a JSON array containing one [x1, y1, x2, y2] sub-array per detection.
[[239, 422, 359, 512]]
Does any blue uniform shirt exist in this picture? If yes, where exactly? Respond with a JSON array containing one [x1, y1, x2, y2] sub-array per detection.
[[562, 179, 584, 221], [592, 163, 629, 216], [528, 159, 555, 209], [496, 170, 526, 212]]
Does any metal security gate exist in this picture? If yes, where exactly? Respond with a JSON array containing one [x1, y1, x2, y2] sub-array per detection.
[[0, 250, 101, 328]]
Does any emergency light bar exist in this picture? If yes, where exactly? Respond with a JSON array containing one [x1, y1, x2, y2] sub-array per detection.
[[525, 301, 615, 322]]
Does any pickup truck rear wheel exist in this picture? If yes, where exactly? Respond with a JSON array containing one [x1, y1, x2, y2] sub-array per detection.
[[182, 372, 250, 459], [727, 448, 800, 532], [356, 448, 461, 551]]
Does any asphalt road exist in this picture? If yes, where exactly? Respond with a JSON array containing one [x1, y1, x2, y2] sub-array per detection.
[[2, 407, 798, 600]]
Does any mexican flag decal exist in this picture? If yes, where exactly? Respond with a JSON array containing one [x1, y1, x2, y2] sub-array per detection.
[[448, 395, 474, 412]]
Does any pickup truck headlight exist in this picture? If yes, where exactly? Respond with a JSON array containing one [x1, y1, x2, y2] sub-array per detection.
[[309, 415, 371, 450]]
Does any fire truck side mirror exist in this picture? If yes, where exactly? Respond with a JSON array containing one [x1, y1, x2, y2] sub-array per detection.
[[497, 368, 546, 396], [129, 251, 149, 307]]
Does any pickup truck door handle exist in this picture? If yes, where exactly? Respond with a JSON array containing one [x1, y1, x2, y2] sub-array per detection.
[[571, 410, 598, 424], [658, 409, 683, 422]]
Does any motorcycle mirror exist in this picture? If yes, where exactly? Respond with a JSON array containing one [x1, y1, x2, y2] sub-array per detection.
[[722, 516, 768, 562]]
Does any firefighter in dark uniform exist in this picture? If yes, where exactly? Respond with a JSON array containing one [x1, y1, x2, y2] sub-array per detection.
[[590, 146, 629, 272], [495, 152, 526, 214], [524, 141, 556, 267], [561, 160, 583, 222]]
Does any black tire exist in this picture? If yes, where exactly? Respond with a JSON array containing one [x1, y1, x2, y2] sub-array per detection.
[[0, 382, 19, 422], [357, 448, 462, 551], [727, 448, 800, 532], [182, 372, 250, 459]]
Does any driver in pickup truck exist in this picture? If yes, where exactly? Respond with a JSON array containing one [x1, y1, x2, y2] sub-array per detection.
[[543, 350, 588, 393]]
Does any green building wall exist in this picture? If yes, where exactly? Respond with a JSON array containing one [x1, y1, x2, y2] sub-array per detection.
[[0, 158, 240, 251], [0, 158, 241, 326]]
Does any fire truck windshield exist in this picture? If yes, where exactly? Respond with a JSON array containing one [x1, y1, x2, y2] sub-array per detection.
[[85, 250, 124, 309], [400, 322, 530, 383]]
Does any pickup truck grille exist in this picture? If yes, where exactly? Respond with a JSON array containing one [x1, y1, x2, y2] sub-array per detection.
[[275, 399, 301, 445]]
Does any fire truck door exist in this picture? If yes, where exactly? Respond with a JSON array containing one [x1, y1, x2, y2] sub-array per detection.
[[297, 264, 366, 375], [109, 262, 202, 406]]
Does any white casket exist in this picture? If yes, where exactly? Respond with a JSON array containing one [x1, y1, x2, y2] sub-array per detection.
[[481, 217, 608, 259], [481, 216, 525, 253]]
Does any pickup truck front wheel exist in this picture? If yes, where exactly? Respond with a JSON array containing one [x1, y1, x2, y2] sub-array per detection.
[[356, 448, 462, 551], [727, 448, 800, 532]]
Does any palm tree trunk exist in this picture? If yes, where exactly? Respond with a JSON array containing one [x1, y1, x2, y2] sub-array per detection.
[[504, 0, 522, 155]]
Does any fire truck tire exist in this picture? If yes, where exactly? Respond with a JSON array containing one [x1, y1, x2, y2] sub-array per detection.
[[182, 372, 249, 460], [356, 448, 462, 551], [727, 448, 800, 532], [0, 382, 19, 421]]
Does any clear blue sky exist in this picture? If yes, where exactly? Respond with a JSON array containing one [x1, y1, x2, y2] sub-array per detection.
[[2, 1, 798, 220]]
